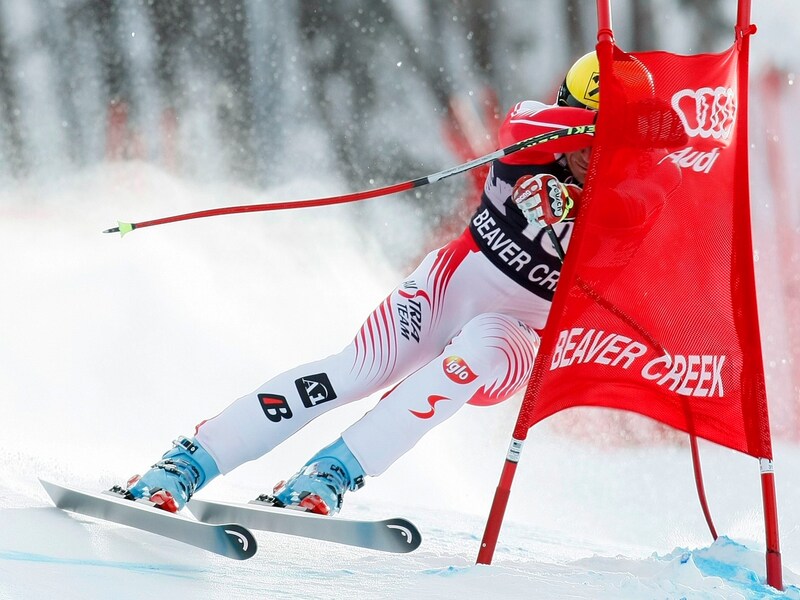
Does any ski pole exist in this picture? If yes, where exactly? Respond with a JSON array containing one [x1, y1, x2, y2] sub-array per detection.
[[103, 124, 594, 236], [545, 225, 566, 262]]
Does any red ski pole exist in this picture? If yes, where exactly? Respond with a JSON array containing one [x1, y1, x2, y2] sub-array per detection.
[[103, 125, 594, 236]]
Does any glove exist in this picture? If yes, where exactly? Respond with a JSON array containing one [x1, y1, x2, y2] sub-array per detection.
[[512, 173, 581, 228]]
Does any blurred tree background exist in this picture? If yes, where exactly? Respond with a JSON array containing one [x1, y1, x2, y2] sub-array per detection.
[[0, 0, 731, 256], [0, 0, 731, 181]]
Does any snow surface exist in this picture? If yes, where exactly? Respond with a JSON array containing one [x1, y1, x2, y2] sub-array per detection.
[[1, 164, 799, 599]]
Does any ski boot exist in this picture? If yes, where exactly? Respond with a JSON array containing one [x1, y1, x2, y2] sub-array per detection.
[[264, 437, 366, 516], [119, 436, 220, 512]]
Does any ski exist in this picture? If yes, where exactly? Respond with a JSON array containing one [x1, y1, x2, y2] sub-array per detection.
[[188, 497, 421, 553], [40, 479, 257, 560]]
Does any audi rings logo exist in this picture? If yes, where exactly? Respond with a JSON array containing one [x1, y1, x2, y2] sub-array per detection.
[[671, 86, 736, 141]]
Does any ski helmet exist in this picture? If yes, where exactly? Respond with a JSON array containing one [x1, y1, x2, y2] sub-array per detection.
[[557, 52, 600, 110]]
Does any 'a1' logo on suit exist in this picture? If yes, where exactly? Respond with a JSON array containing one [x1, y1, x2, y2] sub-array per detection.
[[295, 373, 338, 408]]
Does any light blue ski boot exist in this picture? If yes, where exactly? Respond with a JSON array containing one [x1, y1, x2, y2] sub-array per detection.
[[123, 436, 220, 513], [266, 437, 366, 516]]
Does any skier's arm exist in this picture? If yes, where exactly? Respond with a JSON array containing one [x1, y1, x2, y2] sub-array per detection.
[[499, 101, 595, 165]]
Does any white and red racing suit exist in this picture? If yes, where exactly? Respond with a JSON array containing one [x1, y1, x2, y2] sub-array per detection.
[[195, 101, 595, 476]]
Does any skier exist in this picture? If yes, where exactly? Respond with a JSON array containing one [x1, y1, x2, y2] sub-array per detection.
[[122, 52, 601, 515]]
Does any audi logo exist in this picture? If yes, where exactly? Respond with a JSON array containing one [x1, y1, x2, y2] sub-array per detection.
[[671, 86, 736, 141]]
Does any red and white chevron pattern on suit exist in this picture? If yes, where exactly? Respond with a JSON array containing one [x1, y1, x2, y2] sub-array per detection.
[[195, 229, 549, 475]]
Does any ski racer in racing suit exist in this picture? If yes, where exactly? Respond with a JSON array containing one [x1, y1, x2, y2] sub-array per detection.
[[122, 53, 600, 515]]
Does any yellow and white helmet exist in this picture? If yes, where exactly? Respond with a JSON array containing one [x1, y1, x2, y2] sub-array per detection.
[[557, 51, 656, 110], [557, 52, 600, 110]]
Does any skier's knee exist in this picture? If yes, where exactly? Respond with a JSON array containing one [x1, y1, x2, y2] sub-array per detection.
[[451, 313, 539, 379]]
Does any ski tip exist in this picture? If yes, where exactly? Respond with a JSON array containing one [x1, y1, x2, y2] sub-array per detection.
[[223, 523, 259, 560], [385, 518, 422, 552], [39, 478, 57, 493], [103, 221, 135, 237], [39, 479, 66, 507]]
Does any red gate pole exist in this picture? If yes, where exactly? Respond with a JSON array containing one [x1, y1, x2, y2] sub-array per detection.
[[476, 438, 524, 564], [596, 0, 614, 44], [689, 435, 718, 540], [735, 0, 783, 590], [736, 0, 783, 590], [760, 459, 782, 590], [475, 0, 615, 566]]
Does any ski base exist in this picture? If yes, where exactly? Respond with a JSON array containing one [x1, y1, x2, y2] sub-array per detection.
[[40, 479, 257, 560], [188, 497, 421, 553]]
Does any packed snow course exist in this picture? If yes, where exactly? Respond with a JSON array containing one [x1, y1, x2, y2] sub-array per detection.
[[1, 164, 799, 599]]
